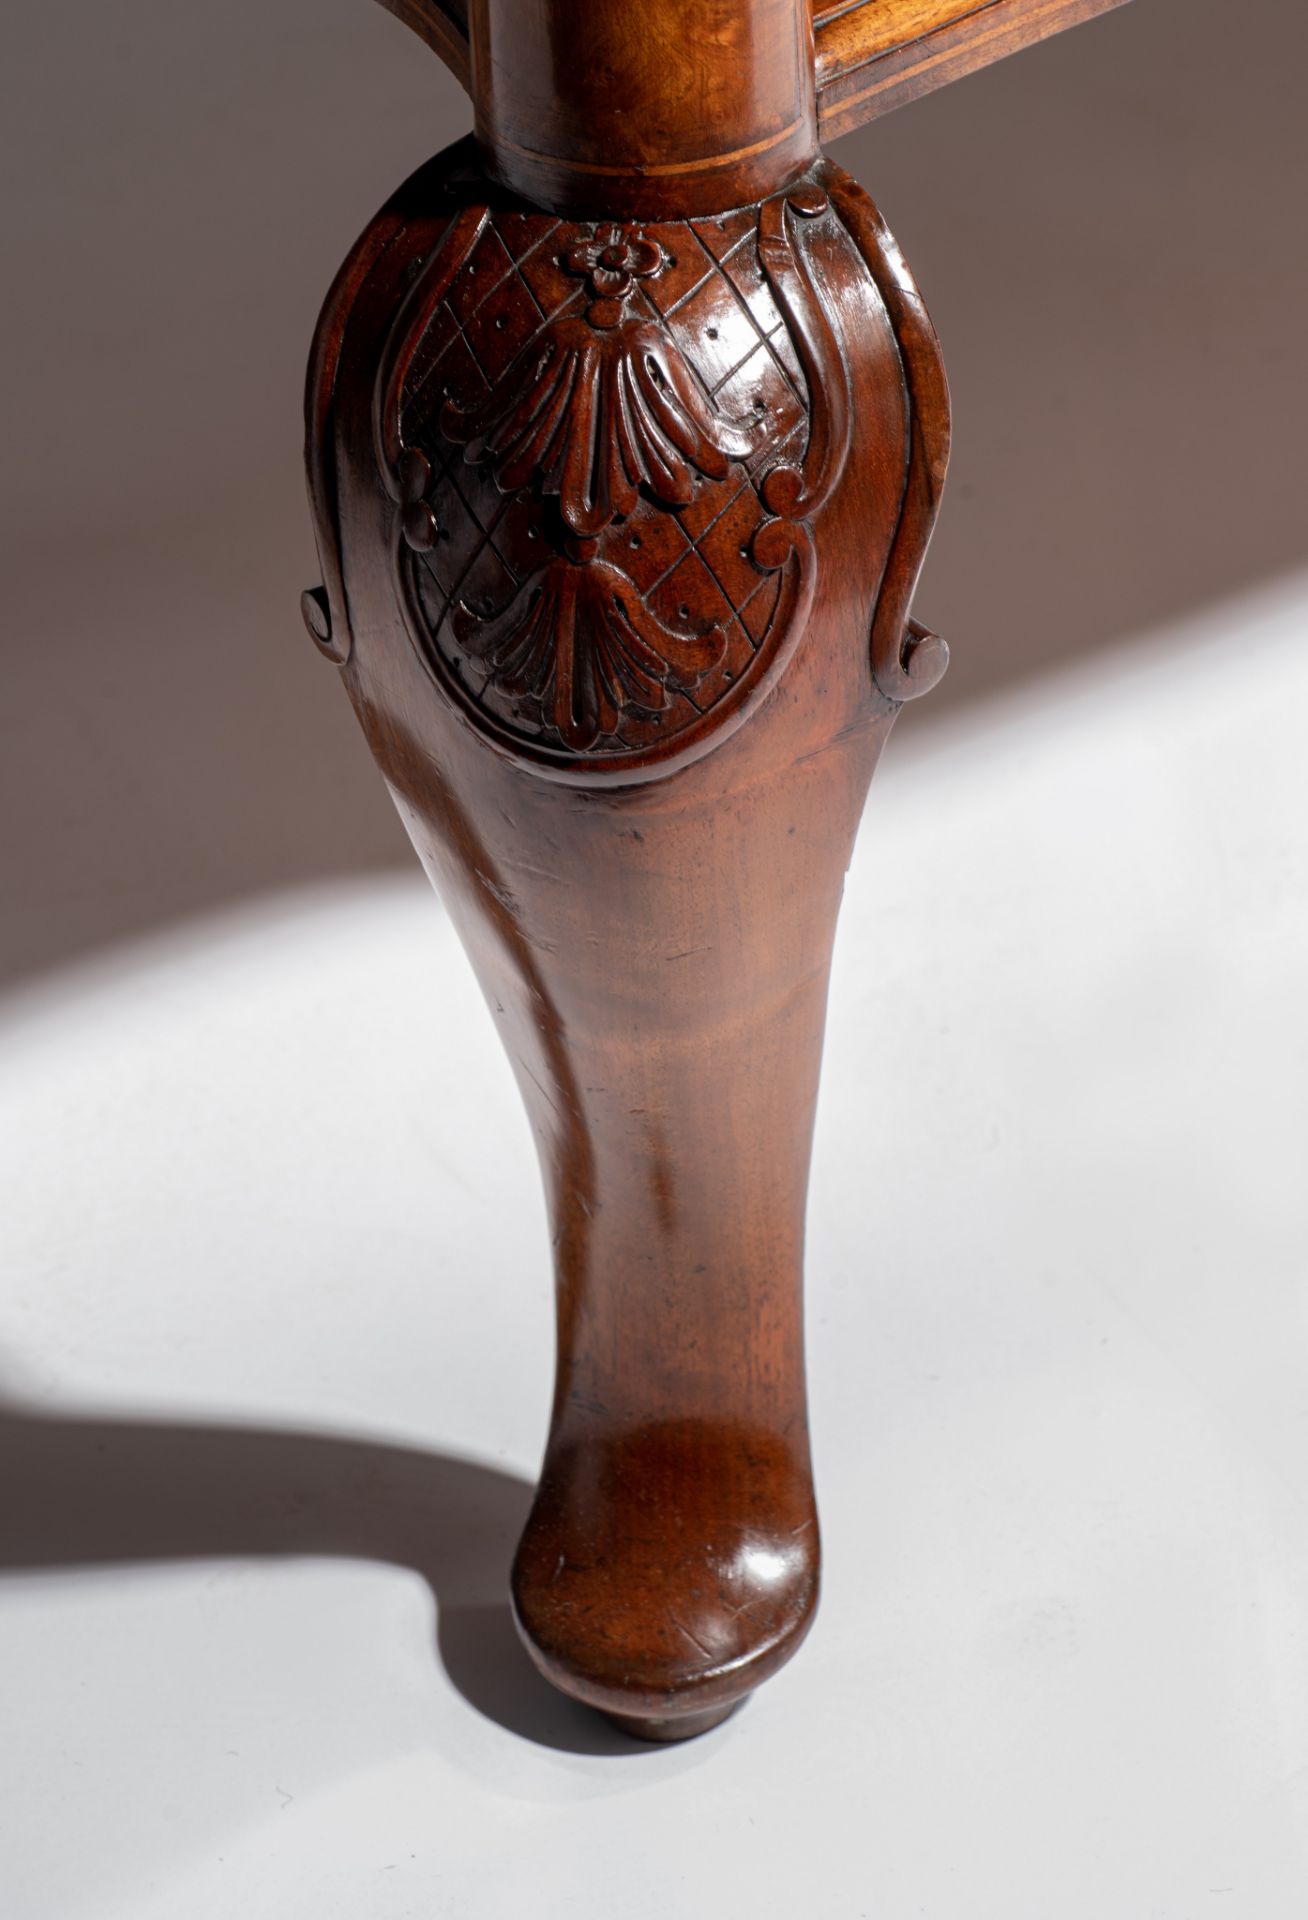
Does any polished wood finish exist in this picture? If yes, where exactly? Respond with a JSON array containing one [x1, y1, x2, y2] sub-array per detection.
[[468, 0, 817, 218], [813, 0, 1134, 137], [304, 0, 1114, 1739], [377, 0, 1132, 137], [306, 141, 946, 1735]]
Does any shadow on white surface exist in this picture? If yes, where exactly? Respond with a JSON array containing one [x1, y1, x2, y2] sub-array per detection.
[[0, 1396, 645, 1759], [2, 574, 1307, 1917]]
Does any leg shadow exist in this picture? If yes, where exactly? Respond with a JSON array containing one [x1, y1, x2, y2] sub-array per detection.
[[0, 1397, 647, 1756]]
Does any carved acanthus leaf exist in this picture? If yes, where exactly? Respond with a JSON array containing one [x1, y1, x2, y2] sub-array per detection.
[[453, 556, 726, 752], [441, 315, 761, 539]]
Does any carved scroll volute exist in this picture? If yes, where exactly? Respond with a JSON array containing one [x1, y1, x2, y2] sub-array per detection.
[[302, 118, 949, 1736]]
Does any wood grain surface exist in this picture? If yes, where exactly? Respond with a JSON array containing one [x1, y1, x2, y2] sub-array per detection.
[[813, 0, 1134, 136], [375, 0, 1132, 135], [304, 0, 1115, 1739], [305, 116, 947, 1734]]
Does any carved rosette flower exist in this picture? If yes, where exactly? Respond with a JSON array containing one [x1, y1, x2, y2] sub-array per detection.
[[562, 223, 664, 328], [441, 315, 761, 540]]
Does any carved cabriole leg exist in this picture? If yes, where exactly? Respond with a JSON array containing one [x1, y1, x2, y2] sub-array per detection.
[[304, 0, 948, 1740]]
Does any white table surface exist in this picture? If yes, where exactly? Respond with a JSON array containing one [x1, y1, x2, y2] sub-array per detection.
[[3, 573, 1307, 1919]]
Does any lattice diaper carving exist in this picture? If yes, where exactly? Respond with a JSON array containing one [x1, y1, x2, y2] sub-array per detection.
[[372, 170, 865, 778]]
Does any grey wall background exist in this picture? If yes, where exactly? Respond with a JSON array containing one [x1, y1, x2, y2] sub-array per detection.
[[3, 0, 1305, 991]]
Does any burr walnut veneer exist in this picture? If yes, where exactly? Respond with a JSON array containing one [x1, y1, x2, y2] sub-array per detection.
[[303, 0, 1127, 1739]]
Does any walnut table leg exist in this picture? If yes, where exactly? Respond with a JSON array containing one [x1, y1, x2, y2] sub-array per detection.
[[303, 0, 948, 1740]]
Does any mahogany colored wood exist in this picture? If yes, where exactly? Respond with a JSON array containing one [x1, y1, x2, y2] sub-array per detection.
[[812, 0, 1134, 137], [376, 0, 1132, 137], [299, 0, 1082, 1740], [466, 0, 817, 219]]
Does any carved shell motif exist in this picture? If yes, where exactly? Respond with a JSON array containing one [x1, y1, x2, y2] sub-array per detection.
[[375, 179, 858, 777]]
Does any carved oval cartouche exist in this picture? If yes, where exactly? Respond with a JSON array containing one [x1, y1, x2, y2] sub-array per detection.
[[371, 167, 876, 781]]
